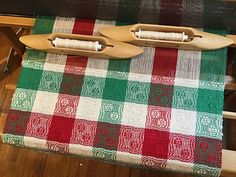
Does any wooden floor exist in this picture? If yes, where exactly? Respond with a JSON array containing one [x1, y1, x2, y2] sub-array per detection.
[[0, 35, 236, 177]]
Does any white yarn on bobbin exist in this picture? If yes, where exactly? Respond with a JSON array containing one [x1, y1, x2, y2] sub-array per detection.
[[134, 29, 189, 42], [52, 38, 102, 51]]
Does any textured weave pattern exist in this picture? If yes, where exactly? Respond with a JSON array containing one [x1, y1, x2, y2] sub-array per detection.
[[2, 0, 236, 32], [3, 16, 227, 177]]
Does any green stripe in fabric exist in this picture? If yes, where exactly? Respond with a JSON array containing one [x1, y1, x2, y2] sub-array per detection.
[[195, 29, 227, 153], [197, 30, 227, 115], [195, 30, 227, 144], [197, 88, 224, 114], [32, 16, 56, 34], [17, 67, 43, 90], [24, 16, 55, 62], [108, 59, 131, 73], [193, 164, 221, 177], [199, 29, 227, 85], [93, 21, 132, 160], [107, 21, 132, 76], [2, 134, 24, 146], [117, 0, 141, 23], [102, 21, 132, 123], [93, 148, 117, 161], [106, 21, 132, 84]]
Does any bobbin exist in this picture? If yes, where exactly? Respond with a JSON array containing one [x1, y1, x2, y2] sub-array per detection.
[[134, 29, 189, 42], [19, 33, 144, 59], [52, 38, 102, 51], [99, 23, 233, 50]]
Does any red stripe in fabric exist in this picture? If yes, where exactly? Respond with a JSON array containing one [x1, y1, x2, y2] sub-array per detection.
[[142, 129, 170, 159], [159, 0, 183, 25], [151, 48, 178, 85], [47, 19, 96, 147], [142, 47, 178, 166], [47, 116, 75, 143], [72, 19, 96, 35], [66, 19, 96, 69]]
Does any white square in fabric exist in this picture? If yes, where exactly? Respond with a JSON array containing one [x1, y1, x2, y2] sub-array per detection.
[[24, 137, 48, 150], [128, 73, 152, 84], [52, 17, 75, 33], [86, 20, 115, 70], [43, 63, 66, 73], [129, 47, 155, 76], [85, 68, 107, 78], [92, 20, 116, 35], [170, 109, 197, 135], [76, 97, 102, 121], [174, 50, 201, 88], [166, 160, 194, 173], [69, 144, 93, 157], [176, 50, 201, 80], [45, 53, 67, 65], [32, 91, 58, 115], [121, 102, 147, 128], [116, 151, 142, 164], [174, 78, 199, 89]]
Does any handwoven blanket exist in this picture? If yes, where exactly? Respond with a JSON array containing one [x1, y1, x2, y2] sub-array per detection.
[[2, 16, 227, 177]]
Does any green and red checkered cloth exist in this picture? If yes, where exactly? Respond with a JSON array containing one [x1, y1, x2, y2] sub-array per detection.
[[2, 16, 227, 176]]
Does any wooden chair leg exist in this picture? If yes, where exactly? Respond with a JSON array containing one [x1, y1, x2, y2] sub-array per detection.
[[221, 149, 236, 176], [3, 28, 25, 72], [223, 111, 236, 120], [3, 47, 15, 72], [0, 27, 25, 57], [4, 84, 17, 91], [0, 113, 7, 138], [225, 76, 236, 91]]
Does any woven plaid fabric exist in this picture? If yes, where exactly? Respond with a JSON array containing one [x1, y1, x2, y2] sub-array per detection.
[[2, 16, 227, 177], [3, 0, 236, 32]]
